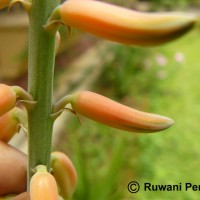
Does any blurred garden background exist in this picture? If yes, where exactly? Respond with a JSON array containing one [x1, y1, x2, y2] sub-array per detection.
[[1, 0, 200, 199]]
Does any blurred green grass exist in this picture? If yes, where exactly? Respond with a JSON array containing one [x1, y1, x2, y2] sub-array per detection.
[[134, 28, 200, 200], [57, 27, 200, 200]]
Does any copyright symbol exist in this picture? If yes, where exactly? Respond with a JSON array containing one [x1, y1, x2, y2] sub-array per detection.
[[127, 181, 140, 193]]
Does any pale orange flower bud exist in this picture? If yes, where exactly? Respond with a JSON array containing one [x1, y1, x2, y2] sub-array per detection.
[[0, 109, 18, 143], [51, 152, 77, 199], [0, 108, 26, 143], [70, 91, 174, 133], [53, 0, 196, 46], [0, 84, 16, 117], [30, 165, 59, 200], [0, 84, 33, 117]]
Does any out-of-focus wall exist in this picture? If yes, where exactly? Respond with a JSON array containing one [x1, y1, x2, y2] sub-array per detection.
[[0, 11, 28, 81]]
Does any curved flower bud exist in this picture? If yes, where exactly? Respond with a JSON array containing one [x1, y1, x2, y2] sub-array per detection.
[[0, 84, 16, 117], [51, 152, 77, 200], [49, 0, 196, 46], [0, 107, 27, 143], [30, 165, 59, 200], [0, 84, 33, 117], [54, 91, 174, 133], [0, 0, 9, 9]]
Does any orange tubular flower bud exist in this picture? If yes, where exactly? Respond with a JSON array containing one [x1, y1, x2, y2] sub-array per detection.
[[0, 109, 18, 143], [30, 165, 59, 200], [0, 0, 9, 9], [0, 107, 26, 143], [51, 152, 77, 199], [53, 0, 196, 46], [0, 84, 16, 117], [0, 84, 33, 117], [68, 91, 173, 133]]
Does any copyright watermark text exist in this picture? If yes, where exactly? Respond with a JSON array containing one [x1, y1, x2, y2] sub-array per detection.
[[127, 181, 200, 193]]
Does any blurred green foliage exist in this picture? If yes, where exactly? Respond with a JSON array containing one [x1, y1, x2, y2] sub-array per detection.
[[57, 27, 200, 199], [134, 28, 200, 200]]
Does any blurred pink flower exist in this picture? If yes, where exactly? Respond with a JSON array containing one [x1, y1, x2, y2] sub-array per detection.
[[174, 52, 185, 63], [155, 54, 168, 67]]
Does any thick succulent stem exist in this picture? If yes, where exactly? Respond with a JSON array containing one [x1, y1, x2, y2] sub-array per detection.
[[27, 0, 59, 187]]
